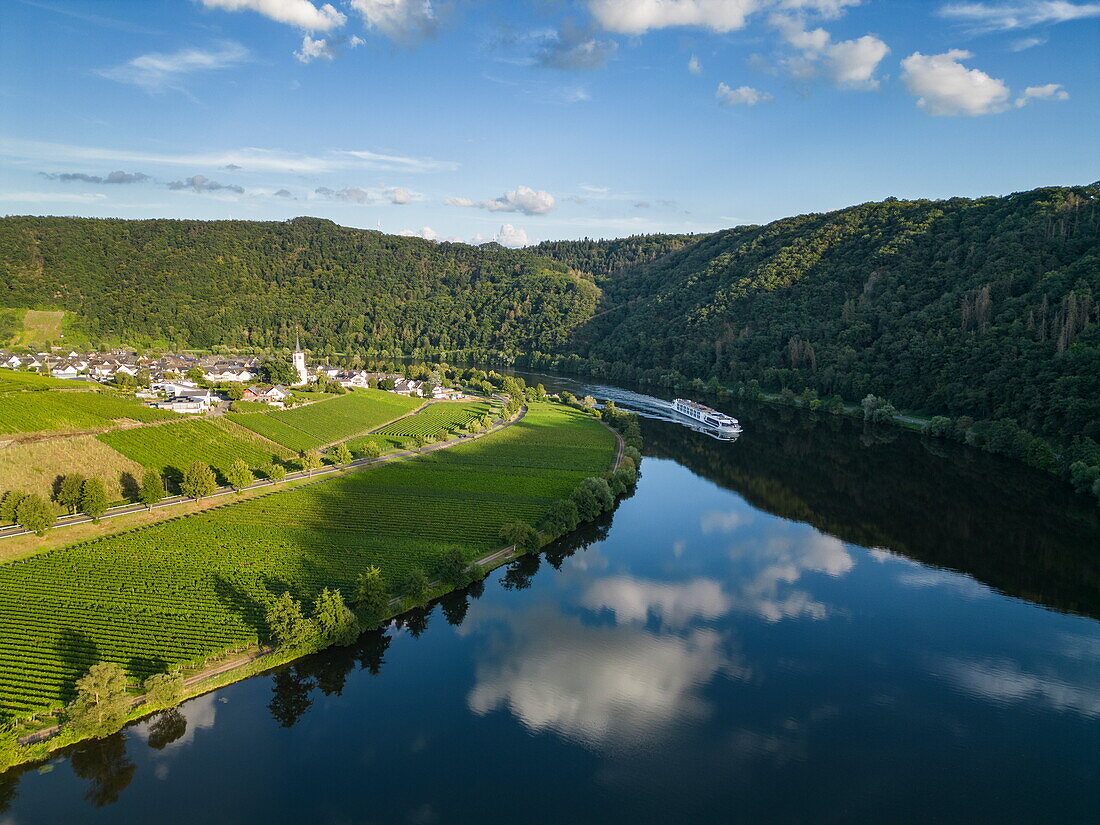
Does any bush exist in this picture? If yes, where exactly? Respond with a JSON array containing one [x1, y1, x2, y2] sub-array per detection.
[[399, 569, 432, 605], [580, 476, 615, 512], [924, 416, 953, 438], [434, 547, 470, 585]]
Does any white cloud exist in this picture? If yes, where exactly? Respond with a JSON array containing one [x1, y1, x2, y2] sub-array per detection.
[[397, 225, 445, 241], [315, 184, 419, 203], [1015, 82, 1069, 106], [773, 16, 889, 89], [688, 53, 703, 74], [467, 609, 735, 748], [295, 34, 336, 62], [1010, 35, 1047, 49], [588, 0, 761, 34], [581, 576, 732, 627], [727, 531, 854, 622], [938, 1, 1100, 31], [716, 82, 773, 105], [941, 657, 1100, 717], [99, 42, 250, 92], [495, 223, 531, 247], [198, 0, 346, 31], [389, 186, 413, 204], [350, 0, 439, 41], [535, 24, 619, 70], [446, 185, 556, 215], [700, 509, 750, 534], [900, 49, 1011, 116], [587, 0, 863, 34], [0, 138, 457, 174]]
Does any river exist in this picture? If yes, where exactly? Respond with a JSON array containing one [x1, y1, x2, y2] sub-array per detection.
[[2, 374, 1098, 824]]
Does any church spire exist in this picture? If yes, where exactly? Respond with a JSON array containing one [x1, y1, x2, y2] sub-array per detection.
[[295, 331, 301, 352]]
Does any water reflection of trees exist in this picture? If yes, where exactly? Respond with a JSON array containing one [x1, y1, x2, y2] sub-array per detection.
[[70, 733, 136, 808], [643, 406, 1100, 619], [263, 510, 616, 730]]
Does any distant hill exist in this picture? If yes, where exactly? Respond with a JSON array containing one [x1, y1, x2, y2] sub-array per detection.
[[2, 185, 1097, 453], [540, 185, 1099, 448], [0, 216, 599, 354]]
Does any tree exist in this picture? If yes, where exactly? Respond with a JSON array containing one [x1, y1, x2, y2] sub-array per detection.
[[265, 592, 314, 649], [224, 383, 245, 401], [185, 366, 206, 385], [267, 462, 287, 483], [581, 395, 597, 410], [139, 469, 164, 510], [225, 459, 254, 493], [355, 440, 382, 460], [260, 357, 299, 386], [57, 473, 86, 514], [580, 476, 615, 512], [541, 498, 579, 535], [499, 520, 539, 552], [79, 478, 108, 523], [571, 484, 601, 522], [17, 494, 56, 536], [181, 462, 217, 500], [312, 588, 359, 646], [0, 721, 18, 771], [66, 662, 132, 738], [299, 449, 322, 477], [414, 434, 431, 451], [0, 491, 27, 525], [434, 547, 469, 585], [399, 569, 431, 606], [331, 443, 352, 465], [354, 565, 391, 620], [142, 672, 183, 708]]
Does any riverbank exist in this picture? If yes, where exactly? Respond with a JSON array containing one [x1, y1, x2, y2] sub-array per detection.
[[0, 402, 636, 771]]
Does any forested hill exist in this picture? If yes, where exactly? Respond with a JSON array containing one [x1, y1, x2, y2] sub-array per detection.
[[0, 216, 599, 353], [531, 233, 700, 281], [543, 185, 1099, 448]]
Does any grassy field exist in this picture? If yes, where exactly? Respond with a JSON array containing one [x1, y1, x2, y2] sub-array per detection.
[[0, 436, 145, 507], [98, 419, 289, 484], [0, 387, 176, 435], [0, 403, 614, 720], [13, 310, 66, 347], [228, 389, 420, 450]]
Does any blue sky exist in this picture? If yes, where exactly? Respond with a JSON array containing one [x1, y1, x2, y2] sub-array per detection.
[[1, 0, 1097, 245]]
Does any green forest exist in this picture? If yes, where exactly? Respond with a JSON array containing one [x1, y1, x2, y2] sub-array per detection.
[[2, 184, 1097, 489], [0, 216, 599, 354]]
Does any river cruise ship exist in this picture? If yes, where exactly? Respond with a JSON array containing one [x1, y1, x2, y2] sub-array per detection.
[[672, 398, 742, 434]]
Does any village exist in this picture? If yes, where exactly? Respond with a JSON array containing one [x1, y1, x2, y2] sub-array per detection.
[[0, 341, 467, 414]]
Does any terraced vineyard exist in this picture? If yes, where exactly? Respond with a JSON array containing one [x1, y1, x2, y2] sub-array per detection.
[[228, 389, 420, 450], [0, 403, 615, 721], [0, 389, 176, 434], [98, 418, 289, 482]]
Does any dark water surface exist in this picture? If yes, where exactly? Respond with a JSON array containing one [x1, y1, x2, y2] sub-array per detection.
[[3, 376, 1099, 824]]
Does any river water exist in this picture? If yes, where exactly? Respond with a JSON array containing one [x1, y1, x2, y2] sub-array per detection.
[[2, 375, 1098, 824]]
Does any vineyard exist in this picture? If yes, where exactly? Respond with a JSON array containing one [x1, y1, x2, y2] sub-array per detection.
[[366, 401, 495, 447], [98, 419, 288, 482], [0, 389, 176, 434], [228, 390, 420, 450], [0, 368, 79, 393], [0, 402, 615, 721]]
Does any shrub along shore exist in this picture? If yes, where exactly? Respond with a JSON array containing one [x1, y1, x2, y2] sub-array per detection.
[[0, 394, 640, 771]]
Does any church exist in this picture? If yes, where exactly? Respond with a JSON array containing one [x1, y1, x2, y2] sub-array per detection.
[[292, 334, 309, 386]]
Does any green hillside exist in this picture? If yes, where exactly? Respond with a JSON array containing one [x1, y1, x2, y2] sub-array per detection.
[[540, 185, 1099, 449], [0, 216, 599, 353]]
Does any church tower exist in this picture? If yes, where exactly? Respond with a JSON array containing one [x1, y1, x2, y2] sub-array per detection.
[[292, 332, 309, 386]]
